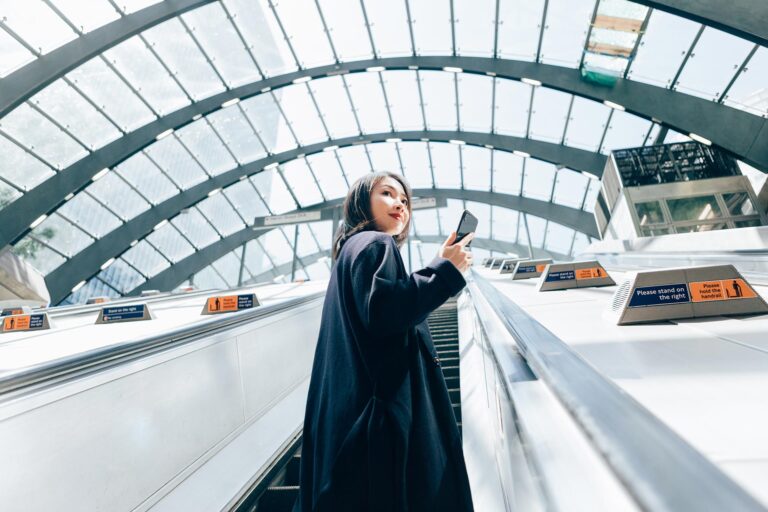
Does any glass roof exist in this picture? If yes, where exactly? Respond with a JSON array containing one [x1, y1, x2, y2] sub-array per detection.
[[1, 0, 766, 304]]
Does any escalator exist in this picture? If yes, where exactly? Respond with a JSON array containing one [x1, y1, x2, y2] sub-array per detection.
[[247, 298, 463, 511]]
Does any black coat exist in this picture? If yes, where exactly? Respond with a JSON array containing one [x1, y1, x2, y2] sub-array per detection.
[[295, 231, 474, 512]]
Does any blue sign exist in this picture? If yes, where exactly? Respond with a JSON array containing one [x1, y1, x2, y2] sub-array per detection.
[[545, 270, 576, 282], [517, 265, 537, 274], [237, 295, 255, 309], [29, 315, 45, 328], [628, 284, 690, 308], [102, 304, 146, 322]]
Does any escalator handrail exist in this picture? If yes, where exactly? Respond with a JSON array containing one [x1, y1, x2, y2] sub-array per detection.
[[470, 270, 766, 512], [0, 290, 325, 397]]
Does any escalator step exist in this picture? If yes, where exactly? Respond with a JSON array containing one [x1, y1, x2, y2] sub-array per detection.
[[452, 404, 462, 423], [448, 388, 460, 403], [441, 365, 459, 378], [284, 455, 301, 486], [260, 486, 299, 510]]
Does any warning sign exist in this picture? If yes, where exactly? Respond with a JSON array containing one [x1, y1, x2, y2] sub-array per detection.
[[689, 279, 757, 302], [576, 267, 604, 280], [102, 305, 146, 322], [628, 284, 691, 308], [545, 270, 576, 282], [205, 294, 256, 314], [3, 314, 46, 332]]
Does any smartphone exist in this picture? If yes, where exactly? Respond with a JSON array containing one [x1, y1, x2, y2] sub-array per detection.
[[454, 210, 478, 247]]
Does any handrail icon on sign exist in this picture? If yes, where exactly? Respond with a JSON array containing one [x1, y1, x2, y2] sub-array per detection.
[[727, 280, 742, 298]]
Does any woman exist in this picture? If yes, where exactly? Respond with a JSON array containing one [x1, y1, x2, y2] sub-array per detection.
[[295, 171, 475, 511]]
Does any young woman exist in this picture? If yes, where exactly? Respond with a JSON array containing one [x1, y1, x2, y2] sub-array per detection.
[[295, 171, 475, 511]]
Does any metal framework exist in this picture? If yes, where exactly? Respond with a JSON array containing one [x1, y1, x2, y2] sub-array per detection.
[[3, 56, 766, 250], [45, 185, 595, 303]]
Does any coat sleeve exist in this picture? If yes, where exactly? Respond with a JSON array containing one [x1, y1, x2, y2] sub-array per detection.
[[350, 238, 466, 336]]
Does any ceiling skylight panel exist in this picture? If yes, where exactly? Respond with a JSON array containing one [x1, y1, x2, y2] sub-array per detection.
[[197, 193, 245, 236], [176, 120, 237, 175], [281, 159, 324, 206], [544, 222, 574, 255], [146, 222, 195, 263], [193, 265, 228, 289], [0, 27, 35, 76], [115, 153, 178, 205], [97, 258, 145, 294], [275, 85, 328, 146], [212, 251, 241, 285], [105, 36, 190, 115], [367, 142, 400, 173], [2, 1, 77, 54], [295, 223, 320, 257], [309, 221, 333, 250], [397, 142, 432, 188], [31, 80, 121, 150], [144, 136, 208, 189], [172, 208, 220, 249], [493, 79, 531, 136], [722, 47, 768, 117], [224, 180, 270, 221], [440, 199, 465, 232], [181, 3, 262, 87], [539, 0, 593, 68], [13, 237, 66, 276], [335, 145, 372, 184], [496, 0, 545, 61], [122, 240, 170, 277], [251, 168, 297, 214], [524, 214, 547, 247], [430, 143, 461, 189], [361, 0, 411, 57], [462, 146, 491, 191], [454, 0, 495, 57], [458, 74, 492, 132], [409, 0, 452, 56], [58, 192, 122, 238], [491, 207, 519, 242], [528, 87, 571, 143], [420, 71, 457, 130], [50, 0, 120, 33], [243, 239, 272, 275], [563, 97, 611, 151], [142, 18, 226, 100], [262, 228, 294, 265], [382, 71, 424, 131], [522, 159, 556, 201], [309, 76, 359, 139], [345, 72, 392, 134], [241, 93, 297, 155], [674, 27, 755, 101], [464, 202, 491, 238], [224, 0, 298, 76], [0, 134, 55, 190], [87, 172, 151, 221], [0, 182, 21, 210], [206, 105, 267, 164], [319, 0, 373, 61], [305, 260, 330, 280], [118, 0, 163, 14], [0, 103, 87, 168], [413, 209, 439, 236], [553, 168, 589, 208], [271, 0, 335, 68], [492, 150, 523, 195], [600, 111, 651, 153], [306, 152, 347, 200], [30, 213, 93, 257], [626, 11, 700, 87]]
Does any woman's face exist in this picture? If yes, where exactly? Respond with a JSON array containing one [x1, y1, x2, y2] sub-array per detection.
[[370, 176, 410, 236]]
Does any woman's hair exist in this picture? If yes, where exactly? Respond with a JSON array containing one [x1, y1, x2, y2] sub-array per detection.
[[332, 171, 412, 260]]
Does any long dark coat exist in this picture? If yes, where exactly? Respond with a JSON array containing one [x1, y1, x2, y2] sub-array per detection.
[[294, 231, 474, 512]]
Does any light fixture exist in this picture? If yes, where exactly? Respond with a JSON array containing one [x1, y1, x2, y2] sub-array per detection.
[[156, 128, 174, 140], [386, 138, 402, 143], [689, 132, 712, 146], [521, 77, 542, 86], [100, 258, 115, 270], [449, 139, 466, 145], [323, 145, 339, 152], [30, 214, 47, 229], [420, 138, 430, 142], [408, 65, 419, 70], [192, 114, 202, 121], [91, 168, 109, 182], [207, 188, 221, 197], [264, 162, 279, 170], [64, 193, 75, 201], [603, 100, 625, 111], [221, 98, 240, 108], [130, 239, 139, 247], [366, 66, 386, 72], [153, 219, 168, 231], [484, 144, 494, 149], [292, 76, 312, 84], [71, 280, 86, 293], [582, 171, 599, 180], [239, 174, 248, 181], [486, 72, 496, 77], [443, 66, 463, 73], [261, 86, 271, 93], [513, 150, 530, 158]]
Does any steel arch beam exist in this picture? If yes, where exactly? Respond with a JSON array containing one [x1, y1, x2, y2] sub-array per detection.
[[632, 0, 768, 47], [4, 56, 766, 250], [45, 177, 597, 303], [241, 249, 332, 286], [0, 0, 215, 119]]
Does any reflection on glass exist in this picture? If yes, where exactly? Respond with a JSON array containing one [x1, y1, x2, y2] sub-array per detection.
[[734, 219, 762, 228], [634, 201, 665, 225], [723, 192, 757, 217], [640, 226, 671, 237], [667, 196, 722, 222], [674, 223, 728, 233]]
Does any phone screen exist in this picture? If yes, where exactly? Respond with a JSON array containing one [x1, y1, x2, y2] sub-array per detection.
[[454, 210, 478, 247]]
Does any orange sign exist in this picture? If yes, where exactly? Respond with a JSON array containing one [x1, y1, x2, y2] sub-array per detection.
[[535, 264, 547, 272], [576, 267, 604, 280], [206, 295, 239, 313], [4, 315, 30, 331], [689, 279, 757, 302], [2, 308, 25, 316]]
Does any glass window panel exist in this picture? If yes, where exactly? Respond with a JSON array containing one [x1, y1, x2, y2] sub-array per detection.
[[0, 103, 87, 168], [362, 0, 411, 57], [675, 27, 754, 101], [367, 142, 401, 172], [582, 178, 601, 212], [722, 47, 768, 117], [193, 265, 228, 289], [306, 152, 348, 200], [626, 11, 700, 87], [32, 213, 93, 256], [430, 143, 461, 189], [465, 201, 491, 239], [281, 160, 324, 206], [31, 80, 121, 150], [420, 71, 457, 130], [335, 145, 372, 184], [525, 214, 547, 247], [98, 258, 145, 294], [734, 219, 762, 228], [664, 129, 691, 144], [275, 84, 327, 145], [0, 181, 22, 211], [0, 28, 35, 77], [67, 57, 156, 132], [207, 105, 267, 164], [197, 193, 245, 236], [571, 231, 592, 255], [539, 0, 593, 68], [261, 229, 294, 265], [147, 223, 195, 263], [319, 0, 373, 61], [182, 3, 262, 88], [383, 71, 424, 131], [243, 239, 273, 276], [455, 0, 495, 56], [462, 146, 491, 191], [144, 136, 208, 189], [176, 119, 237, 175], [172, 207, 220, 248], [674, 223, 729, 234], [413, 208, 439, 236], [723, 192, 757, 217], [87, 172, 150, 220], [523, 159, 556, 201], [563, 97, 611, 151], [492, 207, 519, 242], [528, 87, 571, 143], [345, 72, 391, 134], [667, 195, 722, 222], [50, 0, 120, 33], [635, 201, 665, 225], [492, 150, 524, 195], [272, 0, 335, 68], [225, 0, 297, 77], [409, 0, 451, 55], [0, 134, 55, 190], [251, 168, 297, 213], [305, 260, 330, 280], [13, 238, 66, 274], [295, 223, 320, 257], [310, 76, 359, 139], [58, 192, 122, 238], [241, 93, 297, 154], [224, 180, 270, 222], [458, 74, 492, 132], [494, 79, 531, 136], [309, 221, 333, 250], [496, 0, 545, 61], [211, 251, 242, 286], [105, 36, 190, 115], [119, 0, 162, 14], [142, 18, 225, 100], [600, 111, 651, 153], [553, 169, 588, 208], [1, 1, 76, 54], [398, 142, 433, 188], [544, 222, 574, 255], [116, 152, 178, 205], [66, 278, 120, 305], [438, 199, 465, 235]]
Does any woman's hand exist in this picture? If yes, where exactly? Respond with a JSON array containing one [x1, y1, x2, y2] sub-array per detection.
[[439, 232, 474, 273]]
